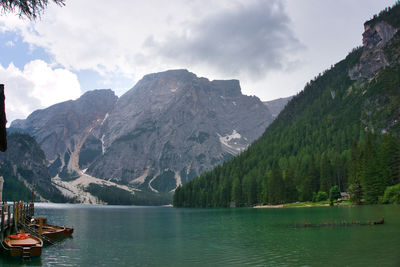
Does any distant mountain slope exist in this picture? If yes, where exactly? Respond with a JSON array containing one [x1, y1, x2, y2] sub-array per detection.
[[0, 133, 67, 202], [263, 96, 293, 119], [87, 70, 273, 193], [10, 70, 274, 202], [174, 3, 400, 207], [10, 89, 118, 181]]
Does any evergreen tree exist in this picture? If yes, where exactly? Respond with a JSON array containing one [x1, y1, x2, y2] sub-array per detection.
[[268, 168, 285, 204], [361, 134, 385, 203], [231, 175, 241, 206], [329, 185, 341, 203], [348, 178, 363, 204], [284, 166, 298, 203]]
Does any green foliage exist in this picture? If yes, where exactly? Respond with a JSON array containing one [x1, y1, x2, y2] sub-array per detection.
[[313, 191, 328, 202], [382, 183, 400, 204], [151, 170, 177, 193], [0, 162, 32, 201], [365, 2, 400, 28], [348, 179, 363, 204], [268, 168, 285, 204], [85, 184, 135, 205], [0, 133, 70, 203], [128, 190, 172, 206], [329, 186, 341, 202]]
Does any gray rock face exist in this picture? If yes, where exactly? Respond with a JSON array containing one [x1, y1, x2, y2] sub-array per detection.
[[10, 70, 273, 194], [349, 21, 397, 80], [263, 96, 293, 119], [10, 89, 118, 177], [86, 70, 273, 192]]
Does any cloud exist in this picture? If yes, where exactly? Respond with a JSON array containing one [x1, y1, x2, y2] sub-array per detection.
[[0, 60, 81, 125], [0, 0, 302, 84], [0, 0, 188, 78], [2, 0, 390, 103], [149, 0, 303, 78]]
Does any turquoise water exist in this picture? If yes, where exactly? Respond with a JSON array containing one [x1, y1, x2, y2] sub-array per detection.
[[1, 204, 399, 266]]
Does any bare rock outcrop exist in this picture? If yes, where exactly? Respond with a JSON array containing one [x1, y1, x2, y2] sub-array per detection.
[[349, 21, 397, 80]]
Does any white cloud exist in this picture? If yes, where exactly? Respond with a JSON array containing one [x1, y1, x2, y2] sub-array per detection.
[[0, 60, 81, 125], [0, 0, 397, 103]]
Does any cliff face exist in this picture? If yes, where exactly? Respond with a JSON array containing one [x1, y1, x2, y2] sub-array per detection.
[[349, 21, 398, 80], [10, 70, 273, 197], [0, 133, 66, 201], [86, 70, 273, 192], [10, 89, 118, 178]]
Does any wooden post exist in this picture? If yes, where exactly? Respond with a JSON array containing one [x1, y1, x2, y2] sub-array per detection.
[[7, 204, 11, 236], [30, 202, 34, 218], [38, 218, 43, 239], [19, 201, 22, 224], [21, 202, 24, 223], [13, 201, 17, 232], [0, 176, 4, 202], [1, 205, 4, 241], [0, 84, 6, 152]]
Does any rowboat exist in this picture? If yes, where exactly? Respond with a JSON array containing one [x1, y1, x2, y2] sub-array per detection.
[[3, 233, 43, 259], [29, 223, 74, 241]]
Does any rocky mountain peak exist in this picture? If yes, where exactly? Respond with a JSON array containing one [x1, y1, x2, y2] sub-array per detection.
[[362, 21, 397, 49], [10, 70, 275, 199], [349, 20, 398, 80], [84, 70, 273, 192], [209, 80, 241, 97], [10, 89, 118, 168]]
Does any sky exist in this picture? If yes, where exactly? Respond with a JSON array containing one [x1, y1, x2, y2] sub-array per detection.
[[0, 0, 396, 125]]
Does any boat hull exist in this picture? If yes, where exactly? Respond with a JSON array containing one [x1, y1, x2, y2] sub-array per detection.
[[30, 223, 74, 242], [8, 246, 42, 258], [3, 234, 43, 258]]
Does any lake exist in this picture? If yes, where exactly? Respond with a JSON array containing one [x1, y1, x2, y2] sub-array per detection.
[[1, 204, 399, 266]]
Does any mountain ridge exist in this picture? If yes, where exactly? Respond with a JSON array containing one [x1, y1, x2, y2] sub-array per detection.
[[10, 69, 283, 203]]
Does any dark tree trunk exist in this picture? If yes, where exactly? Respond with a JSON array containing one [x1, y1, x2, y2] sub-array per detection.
[[0, 84, 7, 152]]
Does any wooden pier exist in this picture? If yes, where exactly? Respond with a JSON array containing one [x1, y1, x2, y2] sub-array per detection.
[[0, 201, 34, 242]]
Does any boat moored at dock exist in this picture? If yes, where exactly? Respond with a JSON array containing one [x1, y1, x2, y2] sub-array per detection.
[[3, 233, 43, 259]]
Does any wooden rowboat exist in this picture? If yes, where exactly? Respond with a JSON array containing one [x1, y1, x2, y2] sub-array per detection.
[[3, 233, 43, 259], [29, 223, 74, 241]]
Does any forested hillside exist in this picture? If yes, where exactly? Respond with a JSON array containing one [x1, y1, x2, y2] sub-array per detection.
[[174, 3, 400, 207], [0, 133, 68, 202]]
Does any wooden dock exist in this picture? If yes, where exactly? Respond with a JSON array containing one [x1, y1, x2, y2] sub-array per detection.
[[0, 201, 34, 242]]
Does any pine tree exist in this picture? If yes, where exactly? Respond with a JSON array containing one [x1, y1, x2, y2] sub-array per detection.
[[231, 175, 241, 207], [268, 167, 285, 204]]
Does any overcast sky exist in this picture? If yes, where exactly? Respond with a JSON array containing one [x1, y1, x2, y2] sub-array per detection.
[[0, 0, 396, 124]]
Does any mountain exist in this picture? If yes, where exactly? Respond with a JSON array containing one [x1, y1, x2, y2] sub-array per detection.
[[86, 70, 272, 193], [11, 70, 274, 202], [0, 133, 67, 202], [174, 3, 400, 207], [11, 89, 118, 179], [263, 96, 293, 119]]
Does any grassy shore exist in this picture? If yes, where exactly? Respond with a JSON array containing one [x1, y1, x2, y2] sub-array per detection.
[[254, 200, 352, 208]]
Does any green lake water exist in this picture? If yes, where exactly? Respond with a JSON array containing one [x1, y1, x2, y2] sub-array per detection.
[[1, 204, 399, 266]]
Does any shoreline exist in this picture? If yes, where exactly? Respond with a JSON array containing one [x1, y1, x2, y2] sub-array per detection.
[[254, 201, 351, 209], [253, 204, 284, 209]]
